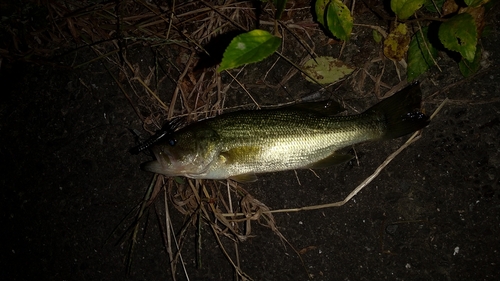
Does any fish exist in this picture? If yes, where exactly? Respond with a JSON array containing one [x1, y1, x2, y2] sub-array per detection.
[[139, 82, 429, 182]]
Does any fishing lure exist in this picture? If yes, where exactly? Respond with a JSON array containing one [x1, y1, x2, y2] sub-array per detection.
[[129, 118, 183, 155]]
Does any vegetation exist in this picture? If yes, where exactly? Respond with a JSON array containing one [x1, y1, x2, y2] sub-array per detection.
[[220, 0, 495, 81]]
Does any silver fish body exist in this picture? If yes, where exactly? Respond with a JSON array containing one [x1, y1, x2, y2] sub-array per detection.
[[141, 83, 429, 182]]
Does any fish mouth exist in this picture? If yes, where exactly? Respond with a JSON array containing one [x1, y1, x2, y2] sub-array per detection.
[[142, 148, 176, 175]]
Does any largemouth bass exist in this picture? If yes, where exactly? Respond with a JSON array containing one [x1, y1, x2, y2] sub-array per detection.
[[139, 83, 429, 182]]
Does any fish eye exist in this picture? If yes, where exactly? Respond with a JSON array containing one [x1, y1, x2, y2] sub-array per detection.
[[168, 138, 177, 146]]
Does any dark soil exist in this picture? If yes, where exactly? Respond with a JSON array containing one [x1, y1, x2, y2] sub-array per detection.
[[2, 2, 500, 281]]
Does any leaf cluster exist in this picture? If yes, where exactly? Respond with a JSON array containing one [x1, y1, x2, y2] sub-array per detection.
[[219, 0, 497, 81]]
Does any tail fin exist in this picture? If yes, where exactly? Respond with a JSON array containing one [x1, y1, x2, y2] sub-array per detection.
[[366, 82, 430, 139]]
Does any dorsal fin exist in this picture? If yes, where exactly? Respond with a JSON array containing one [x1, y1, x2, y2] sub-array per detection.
[[284, 100, 345, 116]]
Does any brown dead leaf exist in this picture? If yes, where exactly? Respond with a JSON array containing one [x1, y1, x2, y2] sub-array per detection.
[[327, 38, 341, 45], [298, 245, 317, 255], [66, 17, 80, 42], [442, 0, 459, 16], [383, 23, 410, 62]]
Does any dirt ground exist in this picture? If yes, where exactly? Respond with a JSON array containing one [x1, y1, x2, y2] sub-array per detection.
[[2, 1, 500, 281]]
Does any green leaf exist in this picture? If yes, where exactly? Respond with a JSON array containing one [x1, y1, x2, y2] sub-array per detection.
[[218, 29, 281, 72], [372, 29, 383, 43], [459, 48, 482, 77], [464, 0, 490, 7], [315, 0, 329, 26], [174, 176, 186, 185], [273, 0, 288, 20], [391, 0, 426, 20], [484, 0, 498, 11], [407, 27, 438, 81], [302, 56, 355, 85], [424, 0, 445, 13], [326, 0, 353, 40], [315, 0, 353, 41], [438, 13, 478, 62]]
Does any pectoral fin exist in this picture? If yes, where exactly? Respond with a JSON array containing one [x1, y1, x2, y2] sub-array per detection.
[[230, 173, 258, 183], [305, 153, 353, 169], [220, 146, 261, 164], [286, 100, 345, 116]]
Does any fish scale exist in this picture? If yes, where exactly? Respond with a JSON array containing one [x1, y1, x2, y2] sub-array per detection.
[[203, 112, 380, 175], [140, 83, 429, 182]]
